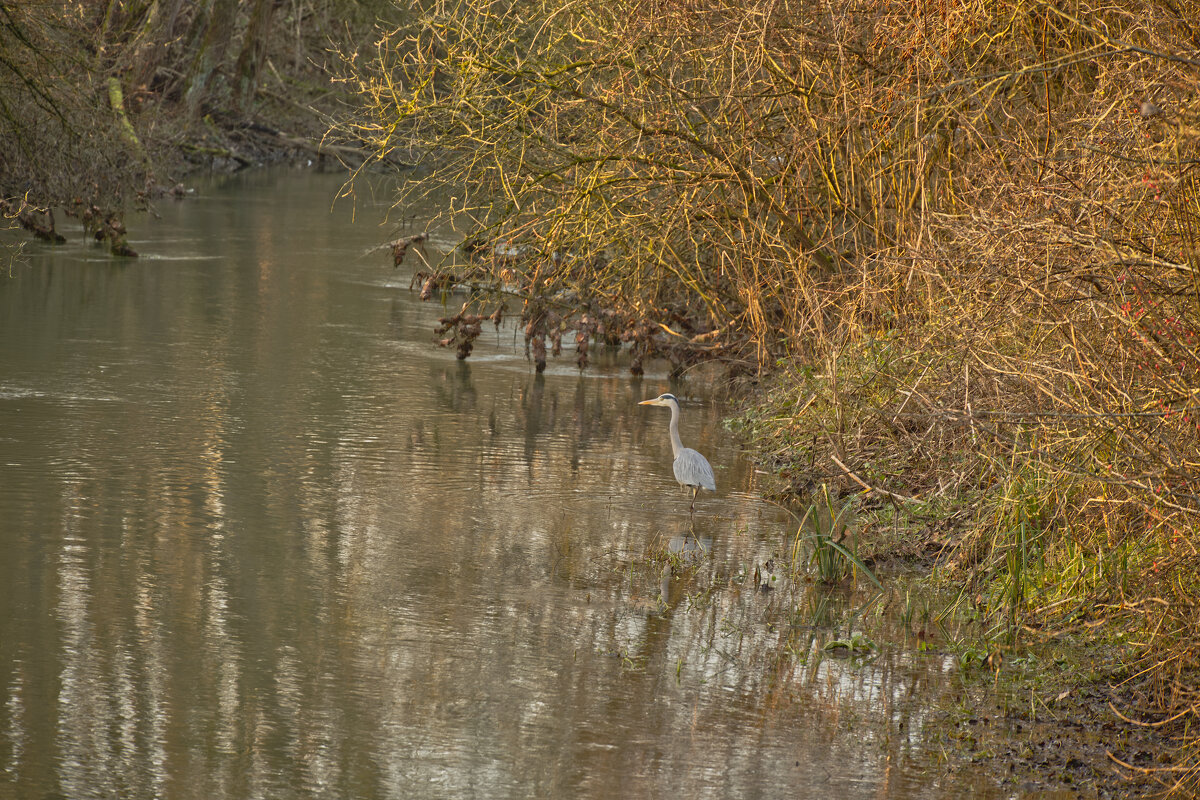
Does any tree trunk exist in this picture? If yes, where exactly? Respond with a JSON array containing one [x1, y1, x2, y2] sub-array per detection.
[[182, 0, 239, 117], [131, 0, 190, 95], [232, 0, 279, 115]]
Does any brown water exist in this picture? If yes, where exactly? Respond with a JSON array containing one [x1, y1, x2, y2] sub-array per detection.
[[0, 168, 1020, 799]]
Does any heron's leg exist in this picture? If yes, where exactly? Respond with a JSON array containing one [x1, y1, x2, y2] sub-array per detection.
[[689, 485, 698, 512]]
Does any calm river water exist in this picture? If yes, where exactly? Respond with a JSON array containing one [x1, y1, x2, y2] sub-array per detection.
[[1, 168, 1024, 799]]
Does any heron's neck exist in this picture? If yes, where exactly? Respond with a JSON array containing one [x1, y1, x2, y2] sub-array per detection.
[[667, 401, 684, 458]]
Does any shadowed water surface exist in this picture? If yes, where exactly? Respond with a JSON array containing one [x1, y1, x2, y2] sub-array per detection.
[[1, 169, 1021, 799]]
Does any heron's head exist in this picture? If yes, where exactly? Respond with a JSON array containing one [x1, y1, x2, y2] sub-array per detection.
[[638, 393, 679, 408]]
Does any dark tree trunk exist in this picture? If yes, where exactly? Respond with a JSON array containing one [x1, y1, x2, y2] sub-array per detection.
[[130, 0, 191, 95], [232, 0, 279, 114], [182, 0, 239, 116]]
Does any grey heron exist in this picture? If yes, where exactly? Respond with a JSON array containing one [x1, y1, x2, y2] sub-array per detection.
[[638, 393, 716, 512]]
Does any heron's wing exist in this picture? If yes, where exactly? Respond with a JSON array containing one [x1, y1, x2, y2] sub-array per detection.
[[674, 448, 716, 491]]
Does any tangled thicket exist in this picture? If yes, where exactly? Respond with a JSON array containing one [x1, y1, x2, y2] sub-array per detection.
[[344, 0, 1200, 788], [1, 1, 386, 253]]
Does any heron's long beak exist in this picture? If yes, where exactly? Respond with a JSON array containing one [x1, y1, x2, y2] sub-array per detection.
[[638, 398, 660, 406]]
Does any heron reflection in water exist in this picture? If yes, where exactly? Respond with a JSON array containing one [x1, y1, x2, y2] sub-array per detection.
[[638, 393, 716, 512]]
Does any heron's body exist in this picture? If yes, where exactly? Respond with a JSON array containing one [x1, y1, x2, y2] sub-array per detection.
[[639, 393, 716, 511]]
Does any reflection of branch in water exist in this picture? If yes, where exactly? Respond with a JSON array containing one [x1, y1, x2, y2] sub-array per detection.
[[520, 373, 548, 471], [428, 360, 478, 415]]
